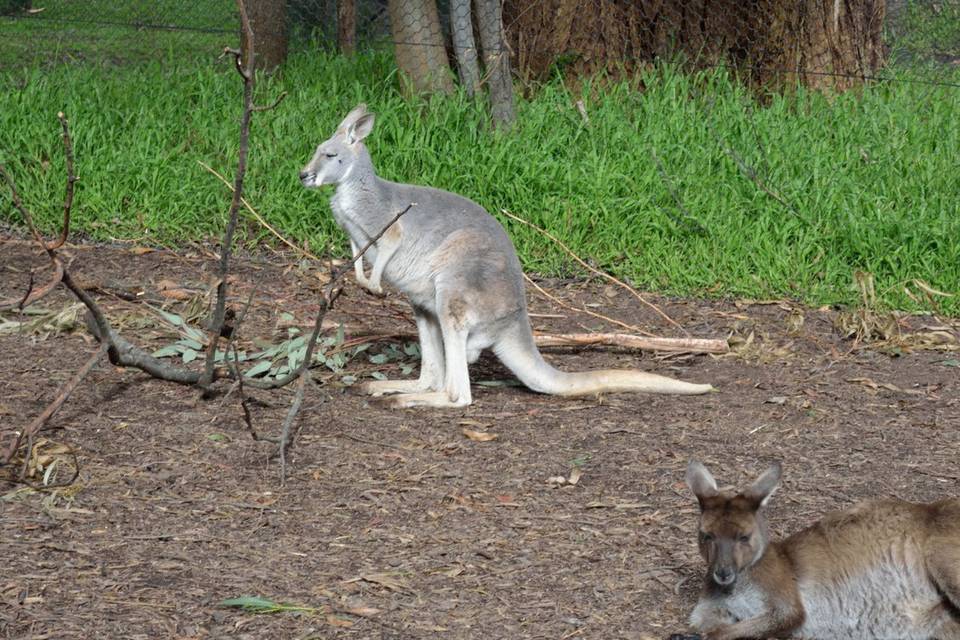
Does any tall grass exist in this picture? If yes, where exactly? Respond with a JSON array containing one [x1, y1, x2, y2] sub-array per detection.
[[1, 49, 958, 314]]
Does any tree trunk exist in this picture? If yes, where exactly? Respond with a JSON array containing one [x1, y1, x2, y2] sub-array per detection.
[[503, 0, 887, 92], [1, 0, 30, 15], [241, 0, 289, 73], [337, 0, 356, 56], [450, 0, 482, 96], [474, 0, 516, 127], [387, 0, 454, 95]]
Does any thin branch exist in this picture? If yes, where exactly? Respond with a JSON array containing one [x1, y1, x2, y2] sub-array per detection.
[[198, 161, 324, 262], [278, 369, 308, 483], [3, 125, 205, 387], [1, 342, 108, 467], [253, 91, 288, 112], [200, 0, 258, 389], [51, 111, 76, 250], [0, 259, 64, 311], [500, 209, 688, 335], [242, 204, 414, 390], [523, 272, 655, 337]]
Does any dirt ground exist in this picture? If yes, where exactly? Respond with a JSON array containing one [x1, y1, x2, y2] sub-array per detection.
[[2, 235, 959, 639]]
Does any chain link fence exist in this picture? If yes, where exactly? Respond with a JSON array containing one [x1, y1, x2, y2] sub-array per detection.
[[2, 1, 958, 86]]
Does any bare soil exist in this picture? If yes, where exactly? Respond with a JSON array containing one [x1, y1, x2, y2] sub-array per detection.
[[2, 236, 958, 639]]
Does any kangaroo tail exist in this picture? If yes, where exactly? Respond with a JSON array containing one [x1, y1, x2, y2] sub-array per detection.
[[492, 320, 715, 396]]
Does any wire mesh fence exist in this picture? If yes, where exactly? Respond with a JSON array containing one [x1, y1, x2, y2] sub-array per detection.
[[1, 1, 958, 87]]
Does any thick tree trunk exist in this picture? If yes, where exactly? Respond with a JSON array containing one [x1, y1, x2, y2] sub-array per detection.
[[387, 0, 454, 95], [241, 0, 289, 73], [450, 0, 482, 96], [475, 0, 516, 127], [337, 0, 356, 56], [504, 0, 887, 92]]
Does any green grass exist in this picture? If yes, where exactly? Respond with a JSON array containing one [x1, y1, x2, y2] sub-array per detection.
[[0, 1, 235, 67], [1, 48, 959, 315]]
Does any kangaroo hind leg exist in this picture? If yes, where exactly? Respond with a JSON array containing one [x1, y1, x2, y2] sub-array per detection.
[[380, 295, 472, 409], [361, 306, 444, 396]]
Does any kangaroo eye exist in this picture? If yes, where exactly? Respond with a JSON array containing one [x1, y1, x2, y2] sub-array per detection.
[[325, 153, 338, 158], [699, 532, 714, 543], [738, 534, 751, 543]]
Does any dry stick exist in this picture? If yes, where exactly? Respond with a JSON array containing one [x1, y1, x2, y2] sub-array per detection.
[[3, 139, 203, 385], [533, 332, 728, 354], [1, 342, 108, 468], [242, 204, 414, 391], [198, 161, 324, 262], [200, 0, 263, 389], [500, 209, 688, 335], [343, 328, 726, 355], [50, 112, 76, 251], [278, 370, 308, 483], [0, 259, 63, 310], [522, 273, 650, 335], [223, 289, 273, 442]]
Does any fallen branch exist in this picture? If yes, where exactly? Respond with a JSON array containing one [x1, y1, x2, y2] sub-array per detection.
[[532, 332, 728, 354], [1, 342, 108, 469], [501, 209, 688, 335], [336, 328, 726, 354]]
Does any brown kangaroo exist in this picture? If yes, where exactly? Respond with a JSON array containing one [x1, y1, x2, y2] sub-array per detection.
[[684, 459, 960, 640]]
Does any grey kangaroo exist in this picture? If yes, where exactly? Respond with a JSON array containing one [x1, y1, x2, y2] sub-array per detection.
[[685, 459, 960, 640], [299, 104, 715, 408]]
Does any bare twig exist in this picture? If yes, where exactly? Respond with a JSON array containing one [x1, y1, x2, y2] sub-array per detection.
[[523, 273, 654, 336], [0, 259, 64, 311], [1, 342, 108, 468], [198, 161, 324, 262], [242, 204, 414, 390], [500, 209, 688, 335], [51, 111, 76, 251], [278, 370, 308, 483], [253, 91, 288, 112], [200, 0, 258, 389]]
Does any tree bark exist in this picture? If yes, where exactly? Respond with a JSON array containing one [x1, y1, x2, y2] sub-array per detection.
[[503, 0, 887, 92], [474, 0, 516, 127], [241, 0, 289, 73], [450, 0, 482, 96], [337, 0, 356, 56], [387, 0, 454, 95]]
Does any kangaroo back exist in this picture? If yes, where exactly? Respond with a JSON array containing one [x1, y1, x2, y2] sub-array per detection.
[[684, 460, 960, 640]]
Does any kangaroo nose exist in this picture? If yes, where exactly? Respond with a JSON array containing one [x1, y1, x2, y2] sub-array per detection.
[[299, 170, 309, 180], [713, 567, 735, 586]]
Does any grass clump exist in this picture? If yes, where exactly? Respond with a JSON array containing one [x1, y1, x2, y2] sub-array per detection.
[[1, 47, 958, 315]]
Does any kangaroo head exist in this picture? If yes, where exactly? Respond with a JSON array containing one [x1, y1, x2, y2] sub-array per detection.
[[685, 460, 781, 590], [300, 103, 376, 189]]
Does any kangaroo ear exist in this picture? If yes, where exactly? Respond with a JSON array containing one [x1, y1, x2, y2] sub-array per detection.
[[348, 112, 375, 145], [744, 461, 782, 508], [337, 103, 368, 133], [686, 460, 718, 505]]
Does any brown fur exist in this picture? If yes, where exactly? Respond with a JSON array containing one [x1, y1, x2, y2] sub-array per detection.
[[685, 460, 960, 640]]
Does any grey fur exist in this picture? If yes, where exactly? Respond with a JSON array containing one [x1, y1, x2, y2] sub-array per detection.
[[300, 104, 716, 408]]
